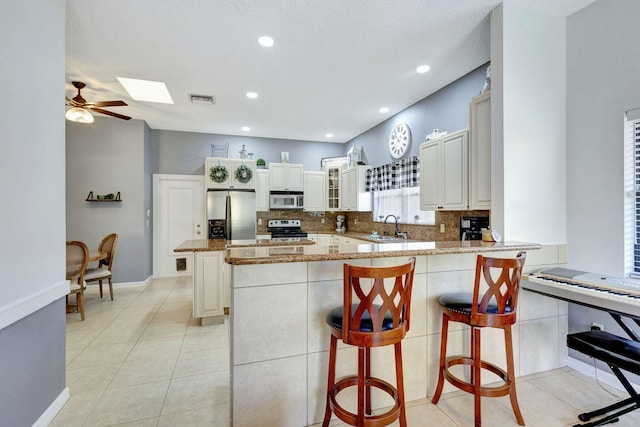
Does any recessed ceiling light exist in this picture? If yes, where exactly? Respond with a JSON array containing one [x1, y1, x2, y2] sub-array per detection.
[[416, 64, 431, 74], [246, 92, 258, 99], [117, 77, 174, 104], [258, 36, 274, 47], [325, 133, 334, 139], [242, 126, 251, 132], [379, 107, 390, 114]]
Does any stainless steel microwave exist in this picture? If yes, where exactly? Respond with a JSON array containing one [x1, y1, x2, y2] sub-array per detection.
[[269, 192, 304, 209]]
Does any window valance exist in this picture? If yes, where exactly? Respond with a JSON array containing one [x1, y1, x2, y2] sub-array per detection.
[[365, 156, 419, 191]]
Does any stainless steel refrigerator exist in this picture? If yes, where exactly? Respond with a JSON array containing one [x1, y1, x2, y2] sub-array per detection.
[[207, 190, 256, 240]]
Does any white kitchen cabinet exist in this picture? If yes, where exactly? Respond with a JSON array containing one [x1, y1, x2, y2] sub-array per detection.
[[269, 163, 304, 191], [193, 251, 225, 324], [303, 171, 326, 211], [325, 165, 342, 211], [256, 169, 270, 211], [469, 91, 491, 209], [318, 234, 333, 246], [306, 233, 318, 242], [341, 165, 372, 212], [419, 129, 469, 211], [205, 157, 256, 190], [332, 234, 366, 245]]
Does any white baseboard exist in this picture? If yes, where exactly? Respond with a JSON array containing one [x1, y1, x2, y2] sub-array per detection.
[[0, 280, 69, 330], [567, 356, 640, 393], [112, 275, 153, 288], [32, 387, 69, 427]]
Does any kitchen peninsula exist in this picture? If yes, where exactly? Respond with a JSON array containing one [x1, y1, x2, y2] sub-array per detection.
[[178, 236, 568, 427]]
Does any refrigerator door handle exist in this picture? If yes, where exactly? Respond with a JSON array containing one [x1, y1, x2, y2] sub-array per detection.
[[225, 194, 232, 240]]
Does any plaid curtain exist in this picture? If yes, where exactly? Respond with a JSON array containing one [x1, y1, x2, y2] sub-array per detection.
[[365, 156, 419, 191]]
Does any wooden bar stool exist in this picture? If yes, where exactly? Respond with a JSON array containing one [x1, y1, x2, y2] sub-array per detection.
[[322, 258, 416, 427], [431, 252, 526, 427]]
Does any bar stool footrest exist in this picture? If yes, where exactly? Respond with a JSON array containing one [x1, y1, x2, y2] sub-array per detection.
[[329, 375, 401, 426], [443, 356, 512, 397]]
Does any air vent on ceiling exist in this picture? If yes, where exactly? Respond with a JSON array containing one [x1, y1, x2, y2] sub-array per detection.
[[190, 94, 215, 105]]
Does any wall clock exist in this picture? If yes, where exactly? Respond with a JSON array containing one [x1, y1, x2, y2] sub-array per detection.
[[388, 123, 411, 159]]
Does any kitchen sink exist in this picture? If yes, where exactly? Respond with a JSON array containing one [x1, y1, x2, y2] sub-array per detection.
[[365, 235, 406, 242]]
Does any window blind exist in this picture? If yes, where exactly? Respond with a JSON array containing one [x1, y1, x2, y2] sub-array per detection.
[[633, 120, 640, 275]]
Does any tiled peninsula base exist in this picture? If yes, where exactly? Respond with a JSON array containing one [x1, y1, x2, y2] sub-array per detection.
[[230, 245, 567, 427]]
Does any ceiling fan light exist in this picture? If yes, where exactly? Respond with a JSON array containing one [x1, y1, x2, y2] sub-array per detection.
[[65, 107, 94, 123]]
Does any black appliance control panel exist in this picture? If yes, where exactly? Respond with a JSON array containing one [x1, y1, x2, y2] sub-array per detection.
[[459, 216, 489, 240], [208, 219, 226, 239]]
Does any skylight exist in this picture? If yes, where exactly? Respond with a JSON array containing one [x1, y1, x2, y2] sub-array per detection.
[[117, 77, 174, 104]]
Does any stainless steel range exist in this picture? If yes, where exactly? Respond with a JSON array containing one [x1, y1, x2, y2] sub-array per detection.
[[267, 219, 308, 241]]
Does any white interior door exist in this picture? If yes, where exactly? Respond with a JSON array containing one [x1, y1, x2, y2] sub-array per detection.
[[153, 174, 205, 278]]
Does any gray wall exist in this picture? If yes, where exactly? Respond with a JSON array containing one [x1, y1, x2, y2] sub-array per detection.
[[66, 117, 148, 283], [0, 300, 66, 426], [565, 0, 640, 371], [151, 130, 345, 173], [0, 0, 67, 425], [149, 65, 487, 180], [344, 65, 488, 165]]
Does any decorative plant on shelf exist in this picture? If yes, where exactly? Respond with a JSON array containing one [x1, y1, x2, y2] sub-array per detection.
[[256, 158, 266, 168], [210, 165, 229, 183], [235, 164, 253, 183]]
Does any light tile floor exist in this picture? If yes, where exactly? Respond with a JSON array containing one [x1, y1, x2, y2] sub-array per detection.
[[52, 276, 640, 426]]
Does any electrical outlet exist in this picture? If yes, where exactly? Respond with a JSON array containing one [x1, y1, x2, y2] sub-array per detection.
[[354, 218, 358, 224], [321, 218, 325, 224], [440, 224, 445, 233], [591, 322, 604, 331], [257, 218, 262, 225]]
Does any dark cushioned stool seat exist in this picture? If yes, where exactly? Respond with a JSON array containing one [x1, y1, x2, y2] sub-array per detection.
[[326, 304, 394, 332], [567, 330, 640, 376], [438, 292, 510, 315]]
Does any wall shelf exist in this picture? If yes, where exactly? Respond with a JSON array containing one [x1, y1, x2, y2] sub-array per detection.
[[86, 191, 121, 202]]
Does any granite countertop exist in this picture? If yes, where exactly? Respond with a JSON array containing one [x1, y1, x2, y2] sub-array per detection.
[[174, 238, 316, 252], [225, 240, 541, 265]]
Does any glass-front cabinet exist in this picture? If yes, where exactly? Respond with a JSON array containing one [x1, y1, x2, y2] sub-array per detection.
[[325, 165, 342, 210]]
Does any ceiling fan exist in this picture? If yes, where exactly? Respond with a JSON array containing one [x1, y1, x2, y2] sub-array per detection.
[[65, 81, 131, 122]]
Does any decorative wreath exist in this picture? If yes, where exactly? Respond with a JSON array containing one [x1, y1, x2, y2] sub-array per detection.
[[235, 164, 253, 184], [210, 165, 229, 183]]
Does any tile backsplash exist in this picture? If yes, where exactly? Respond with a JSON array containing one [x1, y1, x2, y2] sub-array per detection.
[[257, 210, 490, 241]]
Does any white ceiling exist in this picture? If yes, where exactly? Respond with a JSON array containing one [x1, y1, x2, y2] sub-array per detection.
[[65, 0, 595, 143]]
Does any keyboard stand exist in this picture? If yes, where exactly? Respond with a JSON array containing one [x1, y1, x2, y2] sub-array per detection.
[[567, 329, 640, 426], [524, 269, 640, 426]]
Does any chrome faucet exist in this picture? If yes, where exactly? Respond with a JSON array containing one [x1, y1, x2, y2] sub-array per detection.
[[383, 214, 400, 238]]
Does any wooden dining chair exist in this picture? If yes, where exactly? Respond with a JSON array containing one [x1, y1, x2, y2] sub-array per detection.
[[66, 240, 89, 320], [84, 233, 118, 300]]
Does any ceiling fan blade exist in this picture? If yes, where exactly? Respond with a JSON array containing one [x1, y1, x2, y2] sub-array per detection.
[[92, 100, 128, 108], [90, 107, 131, 120]]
